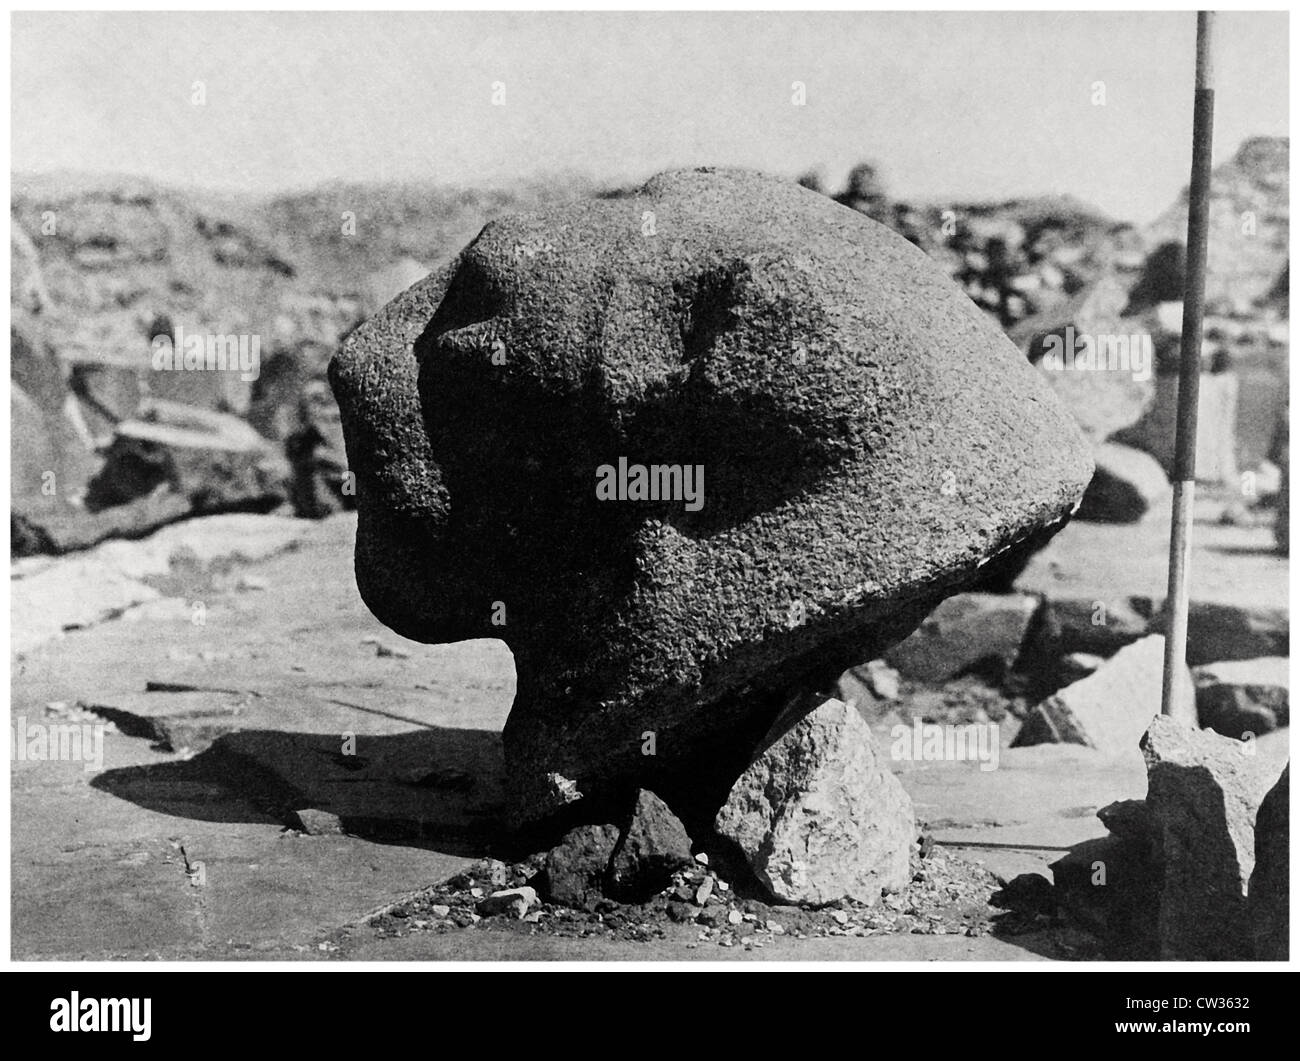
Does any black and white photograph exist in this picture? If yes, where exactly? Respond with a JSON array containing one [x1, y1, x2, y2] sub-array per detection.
[[5, 4, 1294, 1000]]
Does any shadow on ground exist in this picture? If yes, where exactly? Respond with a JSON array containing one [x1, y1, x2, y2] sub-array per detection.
[[91, 726, 509, 857]]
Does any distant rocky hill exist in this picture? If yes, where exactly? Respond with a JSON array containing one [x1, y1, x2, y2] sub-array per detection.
[[1146, 136, 1289, 314], [10, 172, 592, 387]]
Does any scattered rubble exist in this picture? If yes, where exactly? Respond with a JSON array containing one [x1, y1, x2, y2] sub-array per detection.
[[348, 838, 1003, 952]]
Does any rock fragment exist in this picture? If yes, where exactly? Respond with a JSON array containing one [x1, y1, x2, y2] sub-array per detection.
[[1248, 764, 1289, 960], [694, 876, 715, 906], [714, 696, 914, 906], [291, 809, 344, 836], [86, 399, 289, 517], [1012, 272, 1156, 446], [1194, 657, 1289, 739], [1022, 595, 1152, 662], [1160, 601, 1289, 666], [835, 659, 902, 720], [477, 887, 537, 919], [1014, 635, 1194, 757], [606, 789, 694, 902], [1075, 442, 1171, 524], [884, 592, 1039, 682], [1140, 715, 1283, 960], [540, 824, 621, 908]]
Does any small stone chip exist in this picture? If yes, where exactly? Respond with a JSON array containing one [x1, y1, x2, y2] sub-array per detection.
[[694, 876, 715, 906], [476, 886, 537, 919]]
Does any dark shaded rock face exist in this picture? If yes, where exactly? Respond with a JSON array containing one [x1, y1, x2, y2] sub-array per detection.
[[331, 168, 1094, 824], [1140, 716, 1281, 960], [540, 824, 621, 909], [607, 790, 694, 901], [1249, 764, 1288, 961]]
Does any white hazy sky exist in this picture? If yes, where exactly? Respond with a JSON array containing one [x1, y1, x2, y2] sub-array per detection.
[[10, 10, 1290, 223]]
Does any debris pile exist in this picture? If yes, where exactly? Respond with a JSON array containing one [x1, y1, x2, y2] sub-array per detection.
[[354, 833, 1003, 952]]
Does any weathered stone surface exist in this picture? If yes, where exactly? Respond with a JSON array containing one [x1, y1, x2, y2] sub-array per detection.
[[11, 553, 161, 656], [10, 320, 103, 556], [540, 824, 621, 908], [1249, 764, 1289, 960], [1193, 372, 1241, 487], [884, 592, 1038, 682], [330, 168, 1094, 822], [713, 696, 914, 906], [1140, 715, 1284, 960], [1194, 657, 1289, 739], [1014, 635, 1195, 757], [81, 690, 248, 754], [1075, 443, 1171, 524], [606, 790, 693, 901]]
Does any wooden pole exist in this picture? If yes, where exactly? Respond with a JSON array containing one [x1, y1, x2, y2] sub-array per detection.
[[1161, 11, 1216, 716]]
